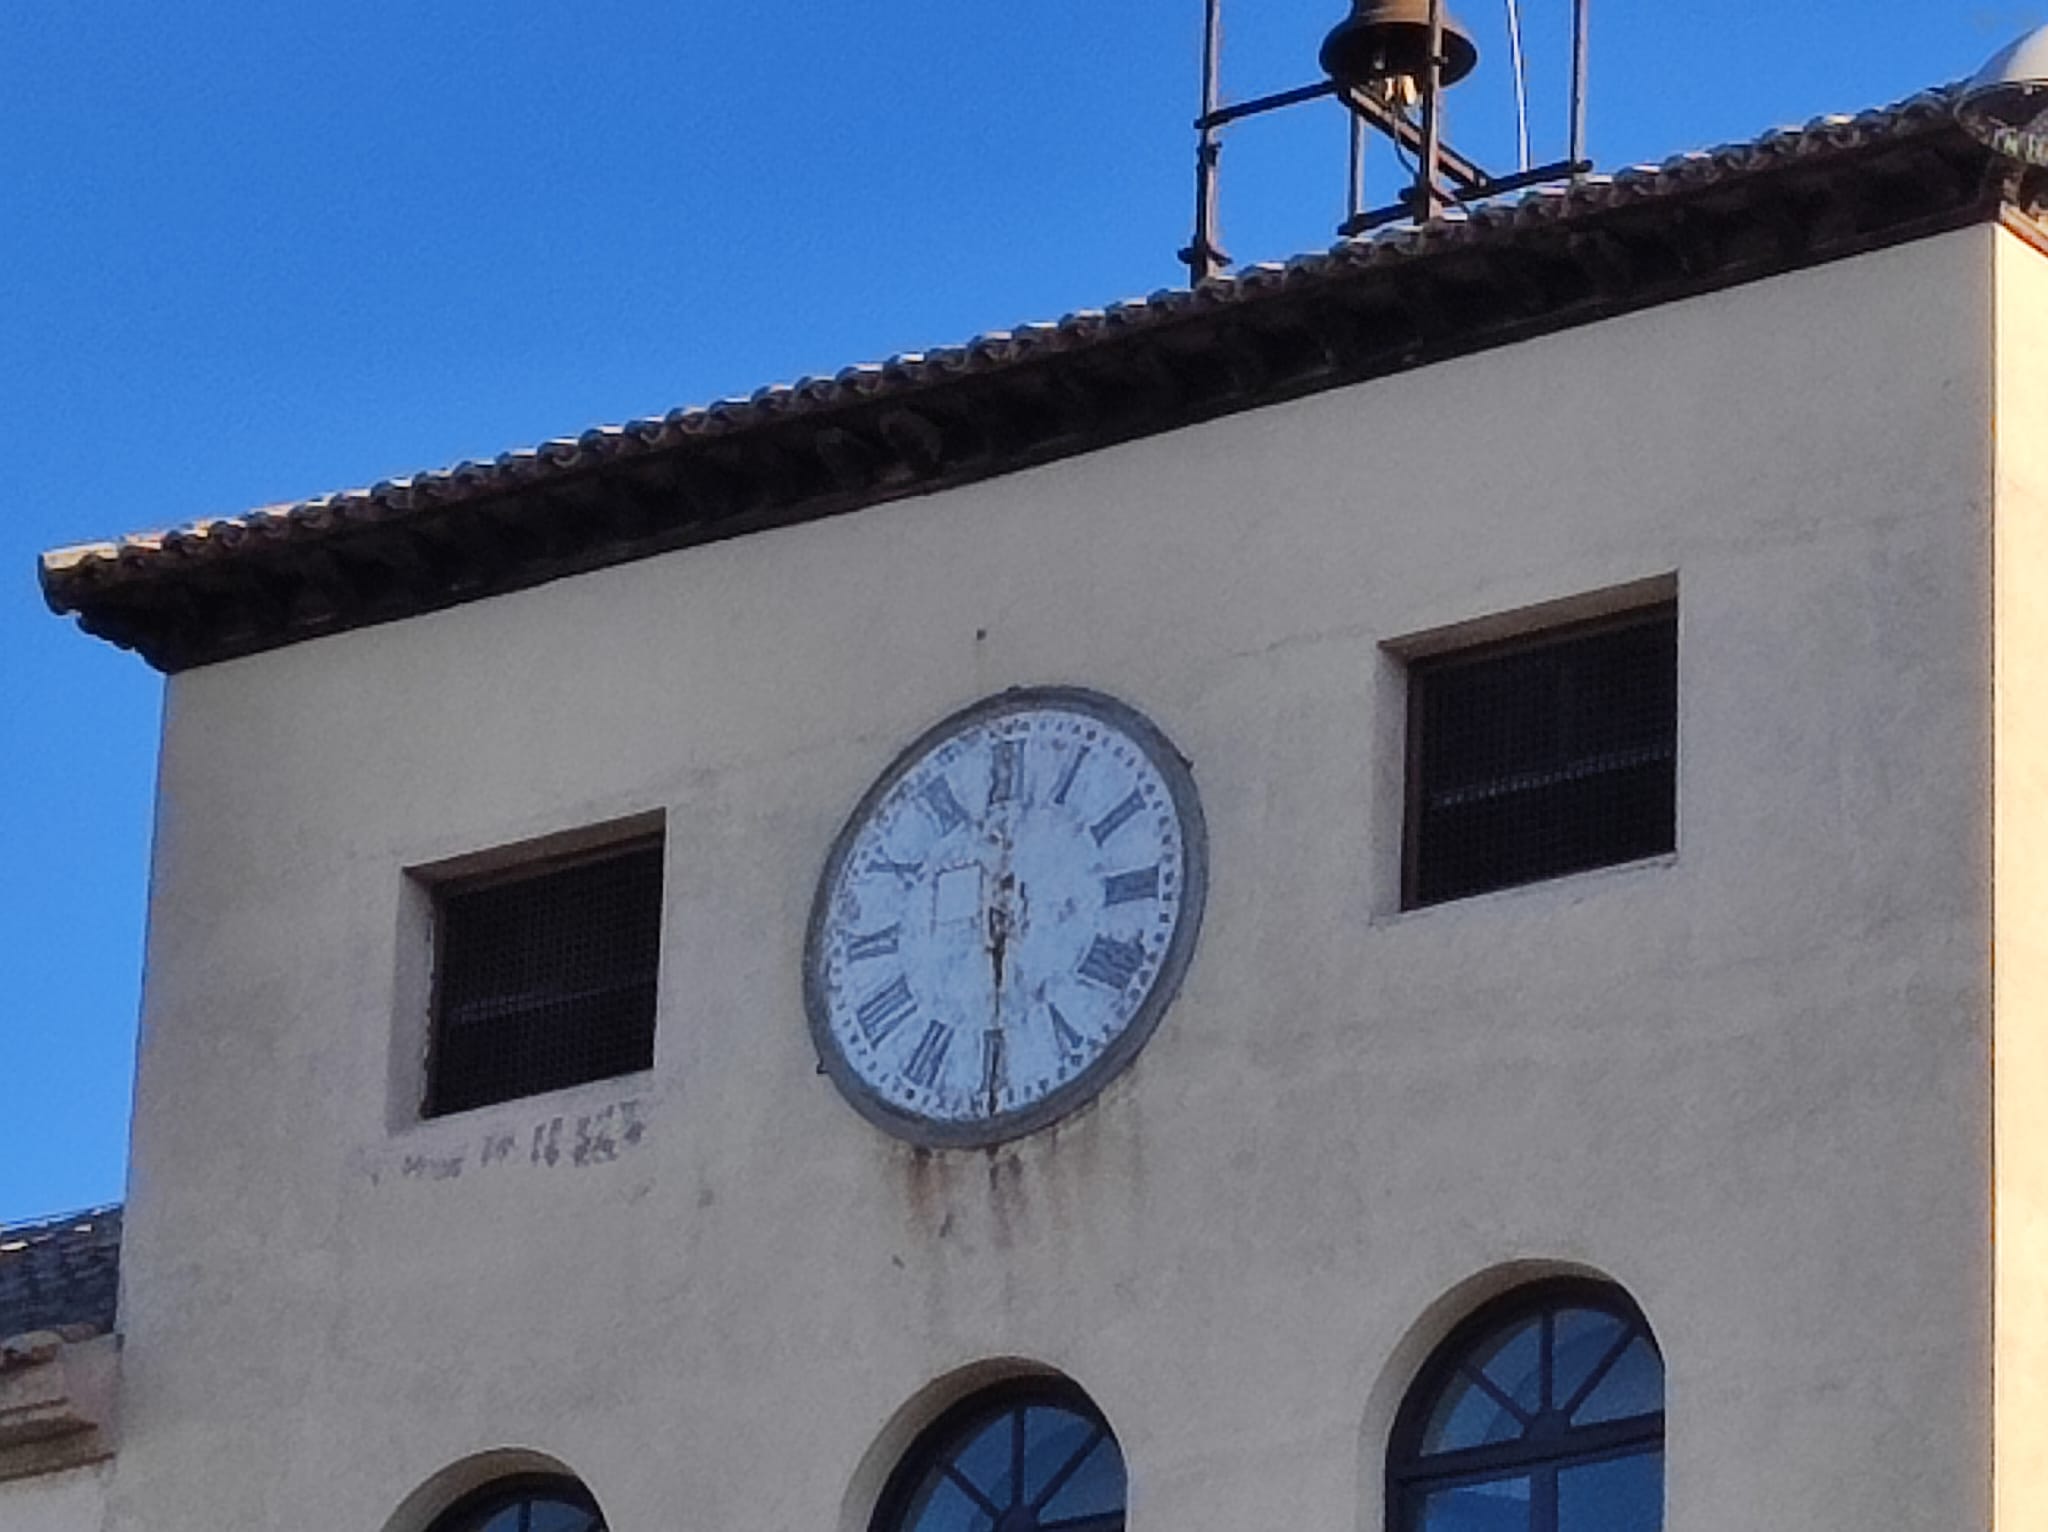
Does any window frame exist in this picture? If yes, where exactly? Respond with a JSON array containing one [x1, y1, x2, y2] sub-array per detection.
[[426, 1474, 606, 1532], [1386, 1278, 1665, 1532], [870, 1379, 1126, 1532], [1400, 601, 1678, 910], [420, 828, 665, 1119]]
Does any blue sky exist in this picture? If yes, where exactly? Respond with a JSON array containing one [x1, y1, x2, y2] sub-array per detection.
[[0, 0, 2034, 1223]]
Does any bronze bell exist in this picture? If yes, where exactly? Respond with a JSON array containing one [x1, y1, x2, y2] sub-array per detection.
[[1320, 0, 1480, 95]]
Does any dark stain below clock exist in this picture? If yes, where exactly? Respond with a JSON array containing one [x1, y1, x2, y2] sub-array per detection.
[[899, 1139, 1031, 1253]]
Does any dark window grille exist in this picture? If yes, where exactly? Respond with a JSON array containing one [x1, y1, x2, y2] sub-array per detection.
[[1405, 606, 1676, 908], [1388, 1280, 1665, 1532], [425, 838, 662, 1117]]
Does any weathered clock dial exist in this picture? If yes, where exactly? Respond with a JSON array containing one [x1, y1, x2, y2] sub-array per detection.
[[805, 687, 1207, 1147]]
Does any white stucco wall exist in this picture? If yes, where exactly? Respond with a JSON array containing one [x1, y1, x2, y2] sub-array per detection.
[[108, 228, 1996, 1532], [0, 1462, 112, 1532]]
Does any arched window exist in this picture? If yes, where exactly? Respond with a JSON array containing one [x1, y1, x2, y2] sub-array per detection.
[[427, 1476, 607, 1532], [873, 1380, 1127, 1532], [1389, 1280, 1664, 1532]]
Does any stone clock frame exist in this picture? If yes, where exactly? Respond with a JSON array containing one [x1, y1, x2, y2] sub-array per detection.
[[803, 686, 1208, 1149]]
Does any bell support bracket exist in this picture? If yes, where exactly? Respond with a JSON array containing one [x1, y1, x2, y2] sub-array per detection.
[[1181, 0, 1593, 283]]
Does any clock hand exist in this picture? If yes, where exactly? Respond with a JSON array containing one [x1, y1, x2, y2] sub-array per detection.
[[986, 888, 1012, 1011], [984, 871, 1020, 1116]]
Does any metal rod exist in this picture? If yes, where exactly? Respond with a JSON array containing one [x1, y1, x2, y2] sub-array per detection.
[[1197, 77, 1338, 131], [1503, 0, 1531, 171], [1341, 198, 1420, 236], [1339, 156, 1586, 237], [1349, 113, 1367, 223], [1183, 0, 1227, 284], [1344, 88, 1488, 191], [1415, 0, 1448, 221], [1454, 158, 1587, 201], [1569, 0, 1590, 177]]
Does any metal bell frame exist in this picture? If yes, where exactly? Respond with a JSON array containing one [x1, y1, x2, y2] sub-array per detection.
[[1180, 0, 1593, 284]]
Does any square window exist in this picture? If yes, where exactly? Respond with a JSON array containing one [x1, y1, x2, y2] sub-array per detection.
[[423, 835, 663, 1117], [1404, 604, 1676, 908]]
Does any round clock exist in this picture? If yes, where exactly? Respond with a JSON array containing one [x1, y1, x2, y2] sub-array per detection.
[[805, 687, 1207, 1147]]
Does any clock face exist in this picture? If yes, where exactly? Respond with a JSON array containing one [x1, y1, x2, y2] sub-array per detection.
[[805, 688, 1207, 1147]]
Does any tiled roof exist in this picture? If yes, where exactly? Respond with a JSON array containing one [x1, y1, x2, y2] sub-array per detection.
[[40, 85, 2010, 672], [0, 1207, 121, 1341]]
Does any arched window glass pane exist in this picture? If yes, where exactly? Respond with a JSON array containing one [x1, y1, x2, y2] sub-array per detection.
[[878, 1387, 1124, 1532], [1472, 1318, 1543, 1415], [1421, 1373, 1524, 1454], [905, 1475, 990, 1532], [430, 1481, 604, 1532], [952, 1415, 1016, 1504], [1571, 1335, 1662, 1425], [1038, 1436, 1122, 1524], [1023, 1409, 1092, 1501], [1392, 1282, 1663, 1532], [1558, 1450, 1662, 1532], [529, 1506, 600, 1532], [1417, 1475, 1532, 1532], [1550, 1309, 1626, 1405]]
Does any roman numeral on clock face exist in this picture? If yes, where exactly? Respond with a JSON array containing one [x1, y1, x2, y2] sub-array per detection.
[[867, 854, 924, 885], [988, 738, 1021, 808], [1078, 934, 1146, 990], [844, 924, 901, 962], [904, 1020, 955, 1090], [1048, 1002, 1086, 1059], [980, 1028, 1007, 1107], [855, 975, 917, 1045], [917, 777, 971, 837], [1090, 788, 1146, 846], [1102, 865, 1160, 906], [1051, 745, 1091, 806]]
